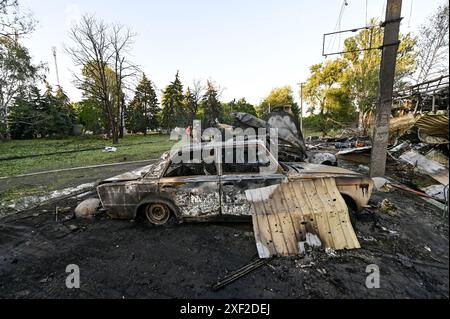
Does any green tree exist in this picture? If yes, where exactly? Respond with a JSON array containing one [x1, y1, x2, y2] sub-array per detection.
[[222, 98, 256, 124], [0, 36, 42, 139], [340, 19, 416, 133], [303, 20, 416, 135], [184, 87, 199, 125], [9, 84, 74, 139], [303, 59, 351, 136], [78, 63, 123, 138], [257, 86, 300, 120], [75, 98, 106, 134], [126, 73, 159, 134], [200, 80, 222, 127], [8, 86, 41, 139], [161, 71, 185, 131]]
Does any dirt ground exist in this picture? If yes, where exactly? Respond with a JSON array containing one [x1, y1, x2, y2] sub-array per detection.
[[0, 181, 448, 298]]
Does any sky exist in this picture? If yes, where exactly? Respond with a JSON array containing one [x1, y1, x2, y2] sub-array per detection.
[[20, 0, 446, 106]]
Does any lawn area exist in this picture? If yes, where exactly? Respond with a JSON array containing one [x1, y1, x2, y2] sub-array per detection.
[[0, 134, 175, 177]]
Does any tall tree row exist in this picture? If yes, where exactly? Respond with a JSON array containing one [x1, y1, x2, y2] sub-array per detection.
[[160, 71, 185, 131], [126, 73, 159, 134]]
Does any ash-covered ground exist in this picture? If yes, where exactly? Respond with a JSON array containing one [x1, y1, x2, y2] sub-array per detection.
[[0, 184, 448, 298]]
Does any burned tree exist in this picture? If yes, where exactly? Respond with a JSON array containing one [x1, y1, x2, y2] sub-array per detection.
[[67, 15, 137, 144]]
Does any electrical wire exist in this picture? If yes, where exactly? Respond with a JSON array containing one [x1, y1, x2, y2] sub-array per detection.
[[366, 0, 369, 26], [326, 0, 348, 55], [408, 0, 414, 28], [380, 0, 386, 20]]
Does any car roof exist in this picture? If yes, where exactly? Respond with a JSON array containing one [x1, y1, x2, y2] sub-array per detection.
[[173, 139, 268, 153]]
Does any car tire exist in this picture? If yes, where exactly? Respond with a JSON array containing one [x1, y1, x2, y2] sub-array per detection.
[[342, 196, 358, 231], [144, 203, 171, 226], [348, 206, 358, 231]]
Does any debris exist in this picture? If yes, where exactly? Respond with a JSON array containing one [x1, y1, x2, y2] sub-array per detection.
[[389, 183, 433, 198], [103, 147, 117, 152], [75, 198, 101, 219], [389, 141, 410, 153], [399, 150, 449, 185], [379, 226, 399, 235], [336, 146, 372, 164], [379, 199, 397, 216], [317, 268, 327, 275], [372, 177, 390, 192], [211, 257, 271, 291], [67, 224, 79, 232], [415, 114, 449, 144], [230, 110, 308, 162], [425, 149, 449, 168], [325, 248, 337, 257], [358, 165, 369, 172], [246, 178, 360, 259], [421, 184, 449, 202], [308, 152, 337, 166]]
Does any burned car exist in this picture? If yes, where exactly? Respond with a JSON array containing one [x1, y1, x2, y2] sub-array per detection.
[[97, 140, 373, 226]]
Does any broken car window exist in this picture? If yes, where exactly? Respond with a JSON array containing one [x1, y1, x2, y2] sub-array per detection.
[[164, 149, 217, 177], [222, 145, 271, 174]]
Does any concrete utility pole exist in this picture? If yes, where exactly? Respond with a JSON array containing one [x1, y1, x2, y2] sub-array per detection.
[[369, 0, 403, 177]]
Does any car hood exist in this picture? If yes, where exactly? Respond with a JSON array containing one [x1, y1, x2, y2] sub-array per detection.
[[100, 164, 156, 184], [283, 162, 362, 178]]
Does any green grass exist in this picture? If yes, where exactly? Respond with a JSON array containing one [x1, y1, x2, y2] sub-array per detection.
[[0, 134, 175, 177]]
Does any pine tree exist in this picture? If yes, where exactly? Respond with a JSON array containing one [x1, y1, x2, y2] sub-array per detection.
[[126, 74, 159, 134], [184, 87, 198, 125], [201, 80, 222, 127], [161, 71, 186, 132]]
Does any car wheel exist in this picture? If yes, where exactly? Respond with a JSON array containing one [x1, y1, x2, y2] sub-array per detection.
[[144, 203, 171, 225]]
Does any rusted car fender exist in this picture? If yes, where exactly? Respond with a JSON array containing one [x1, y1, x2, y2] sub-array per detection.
[[134, 194, 183, 222], [335, 177, 374, 211]]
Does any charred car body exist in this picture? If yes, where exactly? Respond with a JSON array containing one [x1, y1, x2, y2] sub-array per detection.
[[97, 140, 373, 225]]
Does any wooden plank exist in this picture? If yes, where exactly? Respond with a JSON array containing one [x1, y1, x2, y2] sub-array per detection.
[[269, 185, 299, 255], [313, 178, 347, 250], [323, 178, 360, 249]]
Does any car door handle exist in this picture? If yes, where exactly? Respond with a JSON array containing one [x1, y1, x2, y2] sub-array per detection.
[[161, 185, 175, 189], [222, 182, 234, 186]]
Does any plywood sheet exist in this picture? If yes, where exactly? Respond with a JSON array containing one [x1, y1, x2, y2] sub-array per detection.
[[246, 178, 360, 258]]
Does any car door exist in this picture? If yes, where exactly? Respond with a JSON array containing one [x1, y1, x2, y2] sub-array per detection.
[[219, 143, 286, 217], [158, 148, 221, 219]]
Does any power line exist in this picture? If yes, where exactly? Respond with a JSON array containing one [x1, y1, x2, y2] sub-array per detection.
[[366, 0, 369, 26], [380, 0, 387, 20], [327, 0, 349, 55], [408, 0, 414, 28]]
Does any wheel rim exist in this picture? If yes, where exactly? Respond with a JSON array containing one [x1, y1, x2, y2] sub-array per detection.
[[145, 203, 170, 225]]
